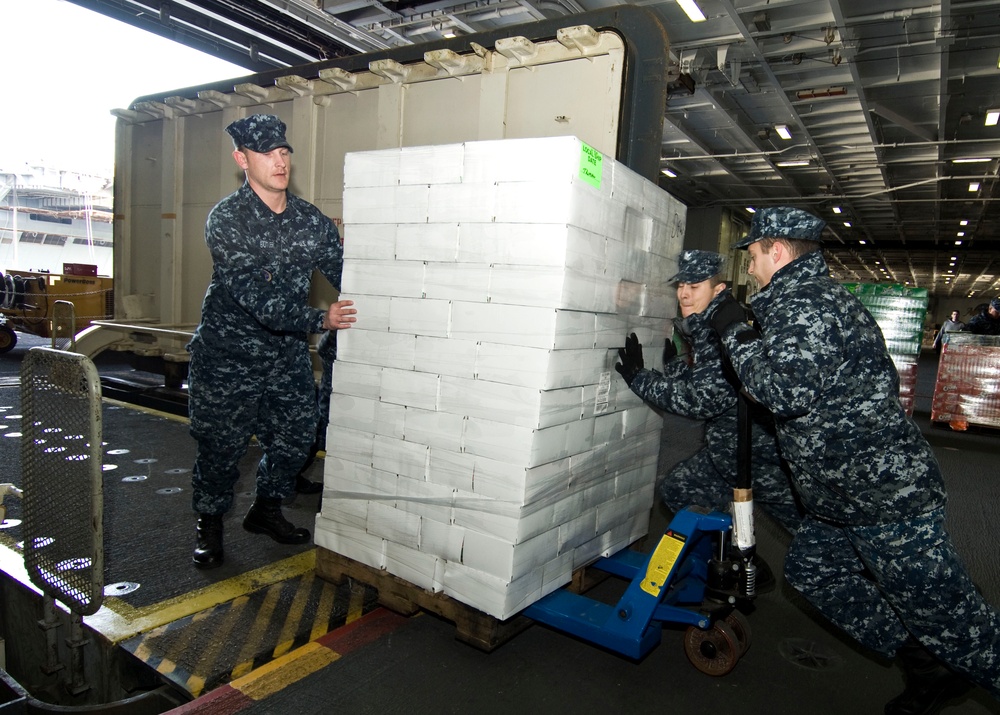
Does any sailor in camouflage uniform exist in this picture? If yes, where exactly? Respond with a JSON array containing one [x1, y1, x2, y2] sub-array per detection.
[[292, 329, 338, 491], [964, 296, 1000, 335], [710, 206, 1000, 714], [615, 250, 801, 548], [188, 114, 357, 570]]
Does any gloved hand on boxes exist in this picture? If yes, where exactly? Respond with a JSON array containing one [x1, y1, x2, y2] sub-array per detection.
[[615, 332, 644, 387]]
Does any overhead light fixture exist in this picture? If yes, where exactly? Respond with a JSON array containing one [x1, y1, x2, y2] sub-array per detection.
[[843, 221, 852, 227], [776, 160, 810, 167], [796, 87, 847, 100], [986, 109, 1000, 126], [952, 157, 991, 164], [969, 182, 981, 191], [957, 231, 965, 237], [675, 0, 707, 22], [955, 240, 963, 246], [745, 207, 756, 213], [859, 240, 866, 245], [774, 124, 792, 140], [832, 206, 842, 214], [661, 168, 677, 178], [960, 220, 969, 226]]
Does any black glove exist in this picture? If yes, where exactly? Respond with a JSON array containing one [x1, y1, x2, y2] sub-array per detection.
[[615, 332, 644, 387], [663, 337, 678, 364], [710, 294, 750, 336]]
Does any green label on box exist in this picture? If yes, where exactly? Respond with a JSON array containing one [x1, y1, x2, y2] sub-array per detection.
[[579, 142, 603, 189]]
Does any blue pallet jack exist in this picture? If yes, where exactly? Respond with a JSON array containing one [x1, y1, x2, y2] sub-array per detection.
[[523, 395, 759, 675]]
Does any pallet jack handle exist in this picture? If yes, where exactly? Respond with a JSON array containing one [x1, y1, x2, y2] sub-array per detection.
[[731, 392, 757, 598]]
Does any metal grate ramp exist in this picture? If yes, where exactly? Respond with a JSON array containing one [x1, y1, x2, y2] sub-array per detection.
[[20, 346, 104, 616]]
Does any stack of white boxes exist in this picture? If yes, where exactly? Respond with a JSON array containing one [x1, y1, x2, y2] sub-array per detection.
[[314, 136, 686, 619]]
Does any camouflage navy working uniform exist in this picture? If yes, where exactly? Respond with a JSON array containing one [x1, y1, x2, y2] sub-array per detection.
[[188, 116, 343, 516], [964, 297, 1000, 335], [628, 256, 800, 532], [715, 207, 1000, 699]]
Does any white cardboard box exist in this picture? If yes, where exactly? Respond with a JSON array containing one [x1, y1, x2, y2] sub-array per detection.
[[318, 136, 684, 620]]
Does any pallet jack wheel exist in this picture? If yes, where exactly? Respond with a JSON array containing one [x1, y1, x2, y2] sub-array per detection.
[[683, 620, 741, 676], [724, 610, 752, 656], [0, 324, 16, 354]]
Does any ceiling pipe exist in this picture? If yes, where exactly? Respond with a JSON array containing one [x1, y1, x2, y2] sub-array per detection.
[[664, 137, 1000, 166], [847, 0, 1000, 25]]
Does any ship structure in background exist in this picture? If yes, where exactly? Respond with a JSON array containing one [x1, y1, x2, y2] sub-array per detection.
[[0, 163, 114, 351], [0, 162, 113, 276]]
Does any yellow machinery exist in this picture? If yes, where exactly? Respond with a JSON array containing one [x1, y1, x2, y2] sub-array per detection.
[[0, 269, 113, 353]]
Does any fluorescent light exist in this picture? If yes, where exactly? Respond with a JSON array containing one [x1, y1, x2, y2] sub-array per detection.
[[776, 160, 810, 167], [955, 240, 963, 246], [957, 231, 965, 237], [843, 221, 852, 227], [745, 207, 756, 213], [859, 240, 866, 245], [952, 157, 991, 164], [775, 124, 792, 140], [987, 109, 1000, 126], [960, 220, 968, 226], [832, 206, 842, 214], [675, 0, 707, 22], [969, 182, 981, 191], [660, 168, 677, 178]]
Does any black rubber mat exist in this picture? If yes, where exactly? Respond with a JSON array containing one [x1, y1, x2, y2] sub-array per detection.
[[0, 336, 324, 610]]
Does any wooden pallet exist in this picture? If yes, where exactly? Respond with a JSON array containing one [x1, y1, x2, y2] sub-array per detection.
[[315, 547, 612, 652]]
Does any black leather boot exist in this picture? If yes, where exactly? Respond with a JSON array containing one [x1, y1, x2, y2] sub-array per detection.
[[192, 514, 224, 569], [751, 553, 777, 595], [243, 496, 310, 544], [885, 639, 973, 715], [295, 474, 323, 494]]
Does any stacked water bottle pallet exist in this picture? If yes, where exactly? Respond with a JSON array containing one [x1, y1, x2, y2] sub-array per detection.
[[931, 333, 1000, 431], [843, 283, 929, 416], [315, 136, 685, 620]]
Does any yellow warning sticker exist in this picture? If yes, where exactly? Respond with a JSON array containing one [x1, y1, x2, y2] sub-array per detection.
[[640, 531, 686, 597]]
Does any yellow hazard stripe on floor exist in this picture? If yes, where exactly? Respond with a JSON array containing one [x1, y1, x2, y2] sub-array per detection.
[[229, 641, 341, 701], [86, 550, 318, 643]]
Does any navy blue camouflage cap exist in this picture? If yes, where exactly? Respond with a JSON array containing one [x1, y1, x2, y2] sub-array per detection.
[[226, 114, 294, 154], [734, 206, 825, 248], [991, 297, 1000, 311], [669, 249, 725, 283]]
